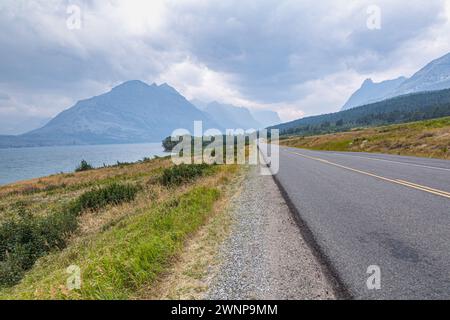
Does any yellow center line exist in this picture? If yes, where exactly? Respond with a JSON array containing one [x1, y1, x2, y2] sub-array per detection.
[[396, 179, 450, 197], [289, 151, 450, 200]]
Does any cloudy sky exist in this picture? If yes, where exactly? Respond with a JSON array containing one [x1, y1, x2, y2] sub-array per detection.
[[1, 0, 450, 134]]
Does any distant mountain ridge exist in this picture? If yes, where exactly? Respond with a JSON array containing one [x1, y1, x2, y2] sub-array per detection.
[[203, 101, 262, 130], [251, 110, 281, 128], [272, 87, 450, 136], [342, 52, 450, 110], [390, 52, 450, 96], [0, 80, 221, 148], [341, 77, 406, 111], [191, 100, 281, 129]]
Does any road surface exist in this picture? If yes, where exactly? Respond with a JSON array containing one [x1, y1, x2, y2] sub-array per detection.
[[273, 146, 450, 299]]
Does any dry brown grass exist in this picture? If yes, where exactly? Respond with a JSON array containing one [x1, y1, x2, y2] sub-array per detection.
[[0, 153, 245, 299], [281, 117, 450, 159], [0, 157, 171, 197], [0, 158, 171, 225]]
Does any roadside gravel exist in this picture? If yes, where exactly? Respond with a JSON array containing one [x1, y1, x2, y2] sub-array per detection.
[[207, 164, 336, 300]]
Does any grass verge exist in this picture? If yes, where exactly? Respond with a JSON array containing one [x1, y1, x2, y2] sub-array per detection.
[[139, 165, 246, 300], [0, 183, 139, 288], [280, 116, 450, 159], [0, 187, 220, 299], [0, 155, 241, 299]]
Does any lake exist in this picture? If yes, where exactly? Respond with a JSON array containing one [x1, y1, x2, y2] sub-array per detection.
[[0, 142, 167, 185]]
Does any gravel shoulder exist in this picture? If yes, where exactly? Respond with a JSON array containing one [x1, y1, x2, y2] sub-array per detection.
[[207, 164, 336, 300]]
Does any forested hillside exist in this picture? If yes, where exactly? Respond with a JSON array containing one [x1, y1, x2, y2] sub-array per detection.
[[272, 88, 450, 136]]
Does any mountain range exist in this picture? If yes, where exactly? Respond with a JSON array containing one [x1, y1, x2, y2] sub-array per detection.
[[0, 80, 281, 148], [342, 52, 450, 110], [272, 87, 450, 135], [192, 100, 281, 129]]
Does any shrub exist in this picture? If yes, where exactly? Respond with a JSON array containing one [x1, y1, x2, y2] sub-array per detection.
[[0, 209, 78, 287], [0, 183, 139, 287], [160, 164, 212, 186], [162, 136, 180, 152], [77, 183, 139, 211], [75, 160, 94, 172]]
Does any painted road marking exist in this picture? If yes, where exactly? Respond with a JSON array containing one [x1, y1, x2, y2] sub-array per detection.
[[330, 153, 450, 172], [289, 151, 450, 200], [396, 179, 450, 197]]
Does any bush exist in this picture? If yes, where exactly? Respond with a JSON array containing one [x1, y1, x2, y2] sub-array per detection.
[[0, 183, 139, 287], [75, 160, 94, 172], [77, 183, 139, 211], [160, 164, 211, 186], [0, 208, 78, 287], [162, 136, 180, 152]]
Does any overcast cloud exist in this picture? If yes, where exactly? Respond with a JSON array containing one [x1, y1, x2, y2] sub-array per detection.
[[1, 0, 450, 134]]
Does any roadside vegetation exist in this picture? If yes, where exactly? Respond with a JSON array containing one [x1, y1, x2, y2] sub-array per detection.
[[75, 160, 94, 172], [160, 163, 213, 186], [280, 116, 450, 159], [0, 155, 241, 299], [273, 88, 450, 136], [0, 183, 138, 287]]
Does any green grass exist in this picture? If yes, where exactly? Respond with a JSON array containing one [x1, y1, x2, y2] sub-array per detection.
[[309, 139, 353, 151], [0, 186, 220, 299], [76, 183, 139, 212], [160, 164, 214, 186], [0, 183, 139, 288], [281, 116, 450, 159]]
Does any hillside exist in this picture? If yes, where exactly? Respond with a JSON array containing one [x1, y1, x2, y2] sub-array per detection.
[[271, 88, 450, 136], [0, 157, 242, 299], [280, 116, 450, 159], [0, 81, 221, 148]]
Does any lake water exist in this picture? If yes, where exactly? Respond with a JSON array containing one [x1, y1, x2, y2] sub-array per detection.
[[0, 143, 167, 186]]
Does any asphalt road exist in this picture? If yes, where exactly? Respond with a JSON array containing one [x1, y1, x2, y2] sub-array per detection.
[[273, 146, 450, 299]]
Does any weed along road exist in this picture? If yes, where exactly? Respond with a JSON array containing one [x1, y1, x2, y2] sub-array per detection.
[[274, 146, 450, 299]]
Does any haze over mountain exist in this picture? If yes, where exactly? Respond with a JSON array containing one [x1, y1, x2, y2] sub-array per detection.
[[203, 101, 262, 130], [250, 110, 281, 128], [390, 52, 450, 96], [341, 52, 450, 110], [189, 99, 209, 111], [0, 81, 221, 148], [0, 116, 50, 135], [341, 77, 407, 111], [272, 87, 450, 136], [192, 100, 281, 129]]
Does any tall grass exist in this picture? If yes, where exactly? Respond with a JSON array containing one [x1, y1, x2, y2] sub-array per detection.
[[0, 187, 221, 299], [0, 183, 139, 287], [160, 164, 213, 186], [282, 116, 450, 159]]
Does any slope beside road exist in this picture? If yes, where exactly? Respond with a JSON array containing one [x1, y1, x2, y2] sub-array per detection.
[[274, 146, 450, 299]]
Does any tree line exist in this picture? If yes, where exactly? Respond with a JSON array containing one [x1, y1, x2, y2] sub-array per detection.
[[271, 88, 450, 136]]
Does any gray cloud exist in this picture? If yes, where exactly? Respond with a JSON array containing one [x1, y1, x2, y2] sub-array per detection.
[[0, 0, 449, 132]]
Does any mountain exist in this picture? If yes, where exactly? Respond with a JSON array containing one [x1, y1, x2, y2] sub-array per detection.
[[390, 52, 450, 96], [271, 88, 450, 136], [189, 99, 209, 111], [342, 52, 450, 110], [0, 80, 221, 148], [341, 77, 406, 111], [203, 101, 263, 130], [250, 110, 281, 128]]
